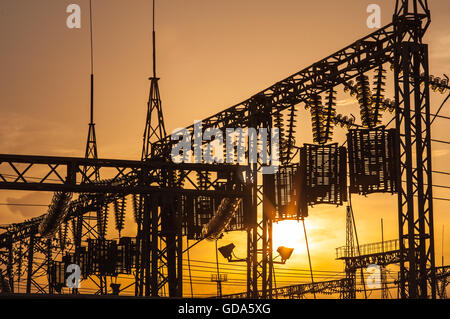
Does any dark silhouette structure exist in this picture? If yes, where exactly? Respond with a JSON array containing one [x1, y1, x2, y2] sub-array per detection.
[[1, 0, 450, 299]]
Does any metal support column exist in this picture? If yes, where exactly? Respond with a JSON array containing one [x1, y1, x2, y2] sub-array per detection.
[[26, 234, 34, 293]]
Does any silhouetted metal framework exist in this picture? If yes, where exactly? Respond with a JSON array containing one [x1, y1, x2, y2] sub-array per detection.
[[0, 0, 441, 299], [435, 266, 450, 299], [149, 0, 435, 298], [273, 164, 300, 221], [135, 0, 175, 296], [342, 206, 357, 299], [222, 278, 353, 299], [72, 0, 103, 292], [141, 76, 166, 161], [347, 128, 397, 195], [393, 0, 436, 299], [337, 240, 401, 271], [243, 104, 276, 299], [0, 155, 250, 295]]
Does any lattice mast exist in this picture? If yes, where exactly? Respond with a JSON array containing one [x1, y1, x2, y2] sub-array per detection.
[[393, 0, 436, 298], [83, 0, 100, 181], [141, 0, 167, 160], [136, 0, 180, 298], [342, 206, 356, 299], [75, 0, 107, 294], [381, 218, 390, 299]]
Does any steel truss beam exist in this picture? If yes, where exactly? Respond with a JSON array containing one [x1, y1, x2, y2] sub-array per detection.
[[0, 155, 249, 295], [223, 278, 352, 299], [151, 16, 429, 158], [435, 266, 450, 299]]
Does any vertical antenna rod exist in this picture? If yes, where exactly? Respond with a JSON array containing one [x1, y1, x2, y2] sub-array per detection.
[[141, 0, 167, 160], [89, 0, 95, 125], [152, 0, 156, 78], [84, 0, 99, 172]]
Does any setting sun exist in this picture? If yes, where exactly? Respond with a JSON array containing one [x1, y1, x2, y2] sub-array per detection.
[[0, 0, 449, 302], [272, 220, 310, 256]]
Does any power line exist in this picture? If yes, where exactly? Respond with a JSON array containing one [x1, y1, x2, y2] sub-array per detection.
[[432, 138, 450, 145], [433, 170, 450, 176], [431, 92, 450, 125], [188, 259, 345, 274], [0, 203, 48, 207]]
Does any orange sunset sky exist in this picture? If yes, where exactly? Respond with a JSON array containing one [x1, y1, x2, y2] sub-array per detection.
[[1, 0, 450, 297]]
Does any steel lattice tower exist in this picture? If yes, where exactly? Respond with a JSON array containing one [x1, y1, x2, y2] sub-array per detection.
[[393, 0, 436, 298], [141, 0, 167, 161], [342, 206, 356, 299], [135, 0, 183, 298], [74, 0, 105, 294]]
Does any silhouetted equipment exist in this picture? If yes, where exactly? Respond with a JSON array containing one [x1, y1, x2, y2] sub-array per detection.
[[48, 253, 85, 293], [372, 66, 387, 127], [276, 246, 294, 263], [38, 192, 73, 238], [299, 143, 347, 209], [334, 114, 356, 129], [110, 283, 121, 295], [211, 273, 227, 298], [132, 194, 142, 224], [113, 196, 127, 236], [202, 198, 242, 240], [48, 237, 137, 293], [218, 243, 246, 263], [211, 274, 228, 282], [355, 74, 374, 128], [86, 239, 119, 276], [0, 0, 447, 299], [0, 274, 11, 294], [117, 237, 137, 274], [58, 222, 69, 251], [218, 243, 236, 261], [435, 266, 450, 299], [426, 74, 449, 94], [188, 196, 213, 239], [48, 259, 67, 293], [222, 278, 353, 299], [84, 238, 136, 277], [186, 172, 247, 240], [97, 202, 109, 239], [347, 127, 397, 195], [306, 93, 336, 145]]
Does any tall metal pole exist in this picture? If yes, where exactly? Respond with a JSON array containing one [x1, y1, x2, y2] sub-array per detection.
[[302, 219, 316, 299], [394, 0, 436, 298], [26, 235, 34, 294]]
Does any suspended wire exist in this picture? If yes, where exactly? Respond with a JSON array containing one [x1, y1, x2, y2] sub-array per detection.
[[0, 203, 48, 207], [348, 192, 368, 299], [186, 238, 194, 298], [431, 92, 450, 125], [301, 218, 316, 299], [182, 238, 206, 254], [434, 170, 450, 176], [180, 265, 343, 280], [89, 0, 94, 75], [214, 239, 221, 297], [432, 138, 450, 145], [187, 258, 345, 274]]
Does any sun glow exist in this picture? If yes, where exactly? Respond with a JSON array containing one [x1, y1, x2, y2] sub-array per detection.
[[272, 220, 307, 255]]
